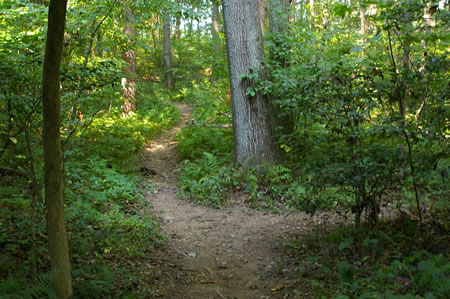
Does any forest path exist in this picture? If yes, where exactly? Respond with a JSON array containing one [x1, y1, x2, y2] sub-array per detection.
[[140, 103, 315, 298]]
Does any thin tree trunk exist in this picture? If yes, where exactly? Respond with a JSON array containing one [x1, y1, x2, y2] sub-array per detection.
[[212, 1, 220, 52], [163, 11, 174, 89], [269, 0, 289, 58], [151, 27, 159, 81], [290, 0, 296, 23], [212, 1, 221, 71], [310, 0, 315, 31], [258, 0, 265, 35], [322, 2, 329, 30], [360, 1, 367, 36], [196, 7, 202, 61], [299, 0, 305, 22], [399, 2, 411, 118], [121, 7, 137, 117], [359, 0, 368, 46], [42, 0, 72, 297], [269, 0, 296, 136], [175, 15, 181, 39], [223, 0, 279, 167], [188, 16, 193, 41], [96, 29, 103, 57]]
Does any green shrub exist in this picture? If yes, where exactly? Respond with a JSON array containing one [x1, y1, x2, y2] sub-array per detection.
[[178, 152, 233, 207], [176, 127, 233, 161]]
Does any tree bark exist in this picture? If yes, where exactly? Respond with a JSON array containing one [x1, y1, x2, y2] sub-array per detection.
[[360, 0, 367, 36], [289, 0, 296, 23], [399, 2, 412, 118], [257, 0, 266, 35], [310, 0, 315, 31], [212, 1, 220, 52], [223, 0, 279, 167], [121, 7, 137, 117], [163, 11, 174, 89], [175, 15, 181, 39], [211, 1, 221, 72], [42, 0, 72, 297]]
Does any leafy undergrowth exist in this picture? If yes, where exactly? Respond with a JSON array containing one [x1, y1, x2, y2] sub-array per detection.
[[282, 216, 449, 298], [175, 81, 449, 298], [174, 82, 355, 212], [0, 82, 179, 297]]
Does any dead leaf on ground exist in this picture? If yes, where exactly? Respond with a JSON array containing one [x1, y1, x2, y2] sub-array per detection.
[[271, 284, 284, 292]]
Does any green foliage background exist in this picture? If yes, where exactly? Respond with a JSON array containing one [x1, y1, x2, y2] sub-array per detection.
[[0, 0, 448, 297]]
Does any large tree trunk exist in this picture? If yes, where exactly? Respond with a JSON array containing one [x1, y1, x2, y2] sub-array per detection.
[[223, 0, 279, 167], [163, 11, 174, 89], [121, 7, 137, 117], [42, 0, 72, 297]]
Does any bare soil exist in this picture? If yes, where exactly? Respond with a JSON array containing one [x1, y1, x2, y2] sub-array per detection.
[[139, 104, 330, 298]]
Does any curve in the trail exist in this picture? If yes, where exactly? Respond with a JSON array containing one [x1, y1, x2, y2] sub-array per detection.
[[140, 103, 316, 298]]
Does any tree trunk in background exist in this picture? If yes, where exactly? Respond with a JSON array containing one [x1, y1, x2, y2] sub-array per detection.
[[188, 16, 193, 41], [415, 1, 436, 120], [322, 2, 329, 30], [196, 7, 202, 60], [42, 0, 72, 297], [175, 15, 181, 39], [360, 0, 367, 36], [212, 1, 220, 52], [257, 0, 265, 35], [96, 29, 103, 57], [289, 0, 296, 23], [299, 0, 305, 22], [163, 11, 174, 89], [399, 2, 412, 118], [269, 0, 289, 60], [212, 1, 221, 72], [223, 0, 279, 167], [121, 7, 136, 117], [151, 27, 159, 81], [269, 0, 296, 136], [310, 0, 315, 31]]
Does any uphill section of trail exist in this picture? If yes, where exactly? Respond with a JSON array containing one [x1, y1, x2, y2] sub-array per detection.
[[140, 103, 318, 298]]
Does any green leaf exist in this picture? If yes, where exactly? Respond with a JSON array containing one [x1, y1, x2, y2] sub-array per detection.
[[338, 237, 353, 251], [350, 46, 363, 53]]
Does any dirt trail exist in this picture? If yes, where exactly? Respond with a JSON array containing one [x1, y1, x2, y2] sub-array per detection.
[[140, 104, 316, 298]]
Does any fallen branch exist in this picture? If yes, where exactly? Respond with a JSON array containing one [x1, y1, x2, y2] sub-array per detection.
[[216, 289, 227, 299], [201, 266, 213, 276]]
